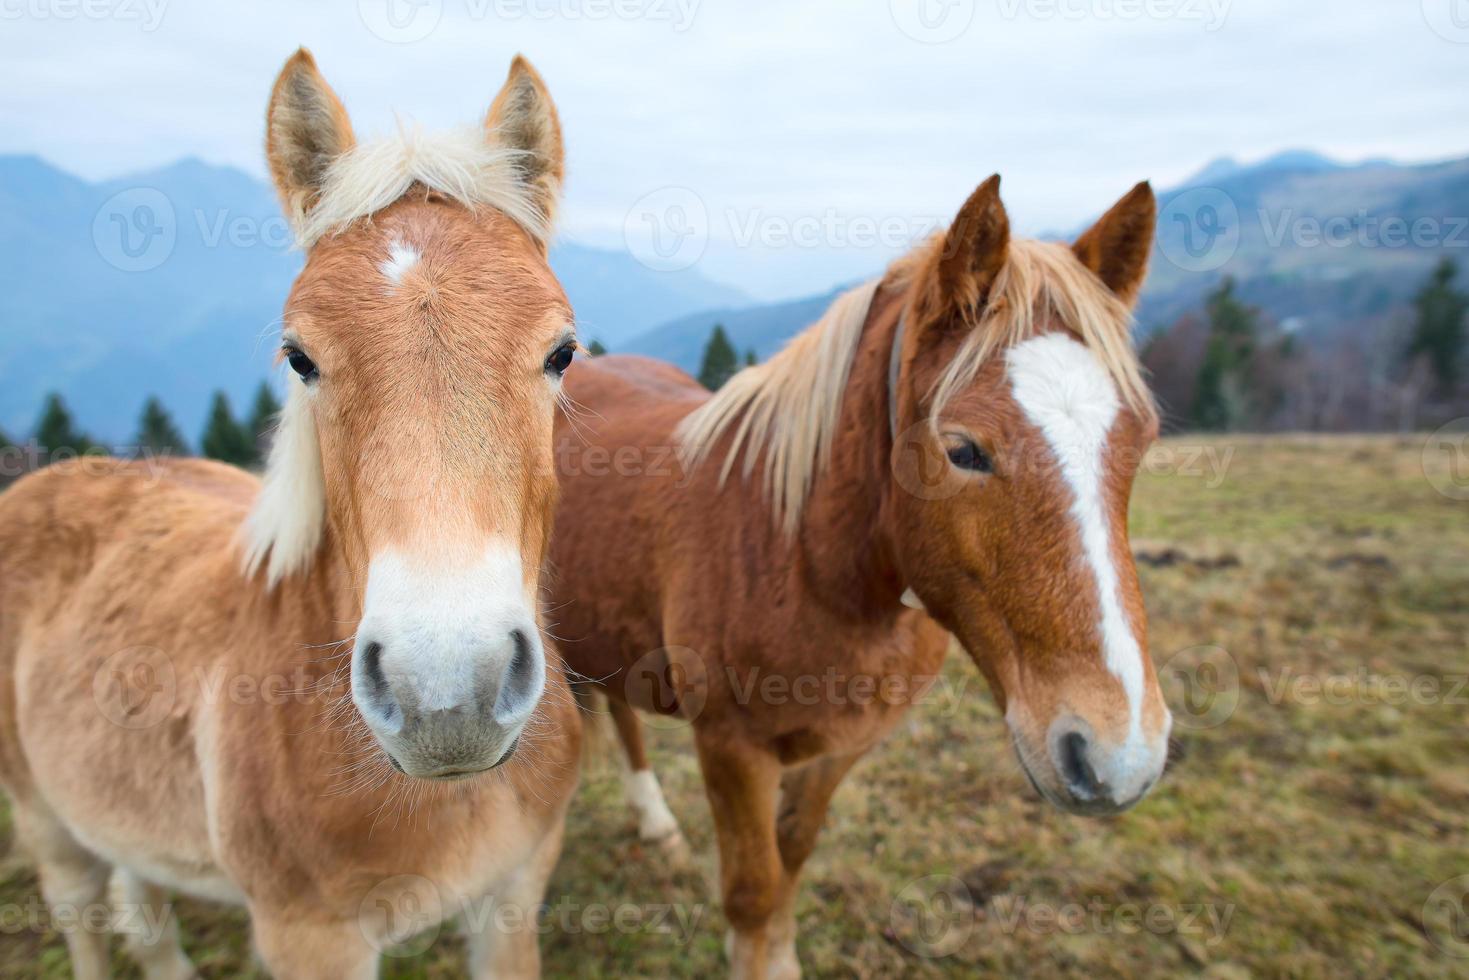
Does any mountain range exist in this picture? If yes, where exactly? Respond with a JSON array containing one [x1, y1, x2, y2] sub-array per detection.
[[3, 148, 1465, 441], [0, 155, 747, 442], [1137, 149, 1469, 340], [641, 149, 1469, 374]]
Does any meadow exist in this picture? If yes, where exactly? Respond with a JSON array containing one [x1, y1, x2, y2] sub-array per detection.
[[2, 434, 1466, 978]]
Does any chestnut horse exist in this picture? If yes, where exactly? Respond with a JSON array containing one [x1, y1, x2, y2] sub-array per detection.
[[549, 177, 1172, 978], [0, 51, 581, 979]]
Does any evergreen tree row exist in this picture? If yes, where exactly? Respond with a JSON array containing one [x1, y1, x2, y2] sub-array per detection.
[[6, 381, 284, 470], [1144, 257, 1468, 432]]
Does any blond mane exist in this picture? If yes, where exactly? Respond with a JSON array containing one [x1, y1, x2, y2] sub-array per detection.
[[290, 125, 552, 249], [676, 237, 1153, 535], [241, 382, 324, 588], [676, 281, 880, 536]]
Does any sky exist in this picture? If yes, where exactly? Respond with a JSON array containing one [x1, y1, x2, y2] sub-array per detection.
[[2, 0, 1466, 300]]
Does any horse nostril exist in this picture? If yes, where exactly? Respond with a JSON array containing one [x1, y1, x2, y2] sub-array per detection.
[[491, 629, 541, 723], [359, 640, 396, 722], [361, 641, 387, 693], [1059, 731, 1105, 800]]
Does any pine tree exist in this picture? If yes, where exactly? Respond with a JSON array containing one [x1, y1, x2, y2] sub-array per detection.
[[1191, 279, 1260, 431], [586, 339, 607, 357], [200, 391, 255, 467], [0, 426, 16, 488], [246, 380, 283, 466], [34, 393, 98, 456], [135, 397, 189, 456], [1405, 257, 1468, 390], [744, 348, 758, 367], [697, 324, 739, 391]]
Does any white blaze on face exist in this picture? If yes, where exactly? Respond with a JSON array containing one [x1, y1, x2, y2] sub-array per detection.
[[1005, 333, 1145, 739], [381, 237, 421, 286]]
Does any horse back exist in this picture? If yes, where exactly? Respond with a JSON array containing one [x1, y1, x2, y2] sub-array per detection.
[[562, 353, 708, 411], [0, 457, 257, 615]]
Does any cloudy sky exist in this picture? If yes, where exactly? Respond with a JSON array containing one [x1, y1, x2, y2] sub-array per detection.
[[3, 0, 1465, 299]]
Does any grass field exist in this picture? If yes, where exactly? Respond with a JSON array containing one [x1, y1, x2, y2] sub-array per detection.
[[3, 434, 1467, 978]]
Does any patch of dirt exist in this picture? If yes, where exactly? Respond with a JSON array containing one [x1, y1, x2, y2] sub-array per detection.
[[958, 859, 1021, 908], [1135, 547, 1242, 571], [1325, 553, 1395, 572]]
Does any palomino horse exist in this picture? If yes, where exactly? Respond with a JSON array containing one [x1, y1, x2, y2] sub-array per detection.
[[0, 50, 581, 978], [549, 176, 1173, 977]]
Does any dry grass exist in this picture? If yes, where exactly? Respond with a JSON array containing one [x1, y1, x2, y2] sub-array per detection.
[[2, 434, 1466, 978]]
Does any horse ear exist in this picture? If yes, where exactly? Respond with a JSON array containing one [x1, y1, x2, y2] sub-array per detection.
[[266, 48, 355, 224], [486, 55, 564, 240], [932, 175, 1010, 317], [1073, 181, 1156, 305]]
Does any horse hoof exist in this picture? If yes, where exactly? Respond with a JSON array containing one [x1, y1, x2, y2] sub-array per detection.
[[650, 829, 693, 866]]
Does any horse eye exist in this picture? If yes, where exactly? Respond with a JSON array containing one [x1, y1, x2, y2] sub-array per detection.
[[947, 441, 992, 473], [545, 342, 575, 376], [284, 347, 318, 383]]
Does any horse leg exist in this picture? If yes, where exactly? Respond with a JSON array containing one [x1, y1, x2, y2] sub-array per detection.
[[13, 804, 114, 980], [607, 696, 686, 853], [251, 910, 380, 980], [764, 752, 863, 980], [695, 734, 784, 980], [112, 871, 196, 980], [465, 818, 565, 980]]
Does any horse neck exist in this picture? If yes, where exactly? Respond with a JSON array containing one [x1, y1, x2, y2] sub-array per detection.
[[792, 280, 908, 620], [242, 521, 359, 697]]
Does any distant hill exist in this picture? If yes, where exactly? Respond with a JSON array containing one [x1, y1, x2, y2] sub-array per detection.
[[0, 155, 747, 442], [620, 150, 1469, 374], [619, 285, 850, 372], [1139, 149, 1469, 339]]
